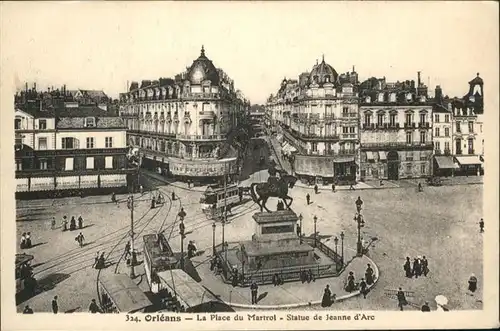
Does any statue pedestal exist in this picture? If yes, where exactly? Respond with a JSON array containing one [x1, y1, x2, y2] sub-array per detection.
[[240, 210, 315, 270]]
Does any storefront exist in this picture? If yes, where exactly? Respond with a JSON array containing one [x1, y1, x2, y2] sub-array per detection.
[[100, 174, 128, 188], [80, 175, 99, 189], [433, 156, 459, 177], [294, 155, 355, 184], [16, 178, 29, 192], [455, 155, 483, 176], [168, 157, 238, 179], [56, 176, 80, 190]]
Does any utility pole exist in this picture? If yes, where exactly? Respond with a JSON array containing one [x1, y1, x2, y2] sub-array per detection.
[[127, 195, 136, 278], [222, 162, 227, 261]]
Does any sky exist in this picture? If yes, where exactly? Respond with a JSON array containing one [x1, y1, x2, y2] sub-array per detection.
[[1, 1, 498, 105]]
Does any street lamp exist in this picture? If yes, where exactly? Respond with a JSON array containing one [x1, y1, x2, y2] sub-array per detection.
[[178, 208, 186, 270], [313, 215, 318, 248], [334, 236, 339, 270], [298, 213, 303, 244], [212, 222, 216, 256], [354, 212, 365, 257], [126, 196, 137, 278], [340, 231, 345, 267]]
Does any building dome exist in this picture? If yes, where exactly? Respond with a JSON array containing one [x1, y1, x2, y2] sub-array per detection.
[[187, 46, 220, 85], [309, 56, 338, 85]]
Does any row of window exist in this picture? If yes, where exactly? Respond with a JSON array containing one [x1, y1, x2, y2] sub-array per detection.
[[361, 164, 428, 177], [61, 137, 114, 149], [15, 117, 97, 130], [434, 114, 451, 123], [16, 156, 116, 171]]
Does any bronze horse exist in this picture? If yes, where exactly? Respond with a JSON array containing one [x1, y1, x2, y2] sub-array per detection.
[[249, 173, 298, 213]]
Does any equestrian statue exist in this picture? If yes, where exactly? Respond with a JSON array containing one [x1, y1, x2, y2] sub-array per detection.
[[249, 159, 298, 213]]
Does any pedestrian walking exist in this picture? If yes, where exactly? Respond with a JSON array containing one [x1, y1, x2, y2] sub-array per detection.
[[250, 281, 258, 304], [93, 252, 99, 268], [111, 192, 117, 204], [23, 305, 34, 314], [349, 183, 355, 190], [76, 232, 85, 247], [124, 241, 131, 259], [412, 258, 421, 278], [97, 252, 106, 269], [346, 271, 355, 292], [421, 256, 429, 276], [397, 288, 407, 311], [404, 257, 412, 278], [321, 285, 332, 307], [314, 184, 318, 194], [379, 179, 384, 186], [332, 183, 336, 192], [70, 216, 76, 231], [20, 232, 27, 249], [418, 182, 423, 192], [25, 232, 32, 248], [355, 196, 363, 212], [151, 196, 156, 209], [359, 278, 368, 299], [78, 216, 83, 229], [421, 302, 431, 312], [88, 299, 101, 313], [62, 216, 68, 232], [140, 185, 144, 195], [51, 217, 56, 230], [365, 264, 374, 285], [468, 274, 478, 295], [171, 192, 176, 201], [306, 193, 310, 205], [52, 296, 59, 314], [479, 218, 484, 233]]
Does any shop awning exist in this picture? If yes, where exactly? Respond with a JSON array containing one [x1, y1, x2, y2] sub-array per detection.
[[378, 151, 387, 161], [435, 156, 459, 169], [334, 156, 355, 163], [366, 151, 374, 160], [455, 155, 482, 166]]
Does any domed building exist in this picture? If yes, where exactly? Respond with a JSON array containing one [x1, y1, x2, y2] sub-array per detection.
[[267, 56, 361, 184], [119, 46, 249, 183]]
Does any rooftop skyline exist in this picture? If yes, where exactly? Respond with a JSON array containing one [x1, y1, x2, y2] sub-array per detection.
[[1, 2, 498, 105]]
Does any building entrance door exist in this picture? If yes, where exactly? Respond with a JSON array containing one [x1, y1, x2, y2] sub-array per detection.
[[387, 150, 399, 180]]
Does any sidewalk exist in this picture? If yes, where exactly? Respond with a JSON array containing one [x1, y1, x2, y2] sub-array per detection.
[[192, 244, 379, 309]]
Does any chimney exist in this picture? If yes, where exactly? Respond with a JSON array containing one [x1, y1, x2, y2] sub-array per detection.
[[417, 71, 421, 87], [25, 82, 28, 92], [435, 85, 443, 102], [33, 82, 37, 91]]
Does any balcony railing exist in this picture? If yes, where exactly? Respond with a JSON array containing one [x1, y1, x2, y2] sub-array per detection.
[[287, 128, 339, 142], [404, 122, 417, 129], [338, 149, 356, 155], [468, 149, 475, 155], [341, 134, 357, 139], [183, 92, 220, 99], [456, 150, 462, 155], [418, 122, 430, 128], [444, 149, 451, 155], [176, 134, 226, 141], [361, 142, 433, 150], [340, 113, 358, 118], [128, 130, 176, 138]]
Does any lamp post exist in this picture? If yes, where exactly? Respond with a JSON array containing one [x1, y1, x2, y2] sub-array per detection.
[[340, 231, 345, 267], [178, 208, 186, 270], [126, 195, 137, 278], [354, 212, 365, 257], [212, 222, 216, 256], [334, 236, 339, 270], [298, 213, 303, 244], [313, 215, 318, 248]]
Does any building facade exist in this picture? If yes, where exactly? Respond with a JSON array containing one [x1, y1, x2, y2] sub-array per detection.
[[267, 57, 361, 184], [448, 74, 484, 176], [119, 46, 249, 182], [14, 86, 133, 198], [358, 74, 433, 180]]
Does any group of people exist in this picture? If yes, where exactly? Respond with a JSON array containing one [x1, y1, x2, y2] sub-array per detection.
[[158, 288, 186, 312], [272, 273, 284, 286], [403, 256, 429, 278], [151, 192, 165, 209], [20, 232, 33, 249], [93, 251, 107, 269], [300, 269, 315, 283], [61, 215, 84, 232], [209, 256, 224, 275]]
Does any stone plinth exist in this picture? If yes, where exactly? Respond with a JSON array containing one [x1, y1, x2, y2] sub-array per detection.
[[240, 210, 315, 270]]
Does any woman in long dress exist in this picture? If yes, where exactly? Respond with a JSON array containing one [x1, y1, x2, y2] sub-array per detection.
[[321, 285, 332, 307], [468, 274, 478, 294]]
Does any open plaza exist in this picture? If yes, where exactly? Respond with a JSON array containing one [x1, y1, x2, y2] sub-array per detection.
[[16, 138, 483, 312]]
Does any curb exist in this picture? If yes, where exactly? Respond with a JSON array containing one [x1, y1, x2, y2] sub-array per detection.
[[218, 255, 380, 310]]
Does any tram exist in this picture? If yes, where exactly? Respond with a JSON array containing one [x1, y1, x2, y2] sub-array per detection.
[[200, 183, 241, 220], [143, 233, 178, 293], [98, 273, 153, 313], [16, 253, 35, 294], [156, 269, 234, 313]]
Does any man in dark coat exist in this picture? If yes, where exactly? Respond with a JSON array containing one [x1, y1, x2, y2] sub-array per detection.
[[306, 193, 311, 205], [78, 216, 83, 229], [250, 282, 258, 304], [479, 218, 484, 233], [397, 288, 407, 311], [421, 256, 429, 276], [412, 258, 421, 278], [314, 184, 319, 194], [404, 257, 412, 278], [52, 296, 59, 314], [359, 278, 368, 299], [421, 302, 431, 312]]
